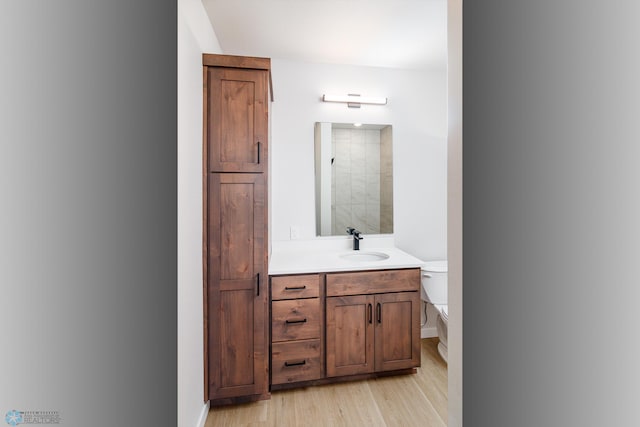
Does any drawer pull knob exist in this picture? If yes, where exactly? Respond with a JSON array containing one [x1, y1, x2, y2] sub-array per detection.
[[284, 360, 306, 367], [285, 318, 307, 324], [284, 285, 307, 291]]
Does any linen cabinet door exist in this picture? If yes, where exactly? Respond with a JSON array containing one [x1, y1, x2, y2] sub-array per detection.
[[207, 173, 267, 400], [326, 295, 375, 377], [206, 67, 268, 173], [374, 292, 421, 372]]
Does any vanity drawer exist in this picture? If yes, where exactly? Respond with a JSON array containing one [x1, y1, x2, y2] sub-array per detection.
[[271, 339, 322, 384], [271, 274, 320, 300], [326, 268, 420, 297], [272, 298, 321, 342]]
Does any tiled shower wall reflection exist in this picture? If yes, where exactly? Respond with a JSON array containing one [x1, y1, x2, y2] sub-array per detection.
[[380, 126, 393, 233], [331, 127, 393, 235]]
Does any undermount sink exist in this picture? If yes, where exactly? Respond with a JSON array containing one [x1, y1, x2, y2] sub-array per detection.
[[339, 251, 390, 262]]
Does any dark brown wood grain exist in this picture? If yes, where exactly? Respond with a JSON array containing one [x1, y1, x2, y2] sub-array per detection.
[[271, 274, 320, 300], [271, 298, 321, 342], [207, 67, 268, 173], [220, 289, 255, 387], [326, 295, 375, 377], [268, 274, 325, 386], [219, 182, 253, 280], [326, 268, 420, 297], [202, 53, 274, 102], [208, 173, 267, 400], [271, 339, 322, 384], [202, 66, 210, 402], [325, 269, 421, 380], [204, 55, 270, 404], [203, 53, 270, 70], [374, 291, 421, 372]]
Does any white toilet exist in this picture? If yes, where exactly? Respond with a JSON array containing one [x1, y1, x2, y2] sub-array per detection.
[[421, 260, 448, 363]]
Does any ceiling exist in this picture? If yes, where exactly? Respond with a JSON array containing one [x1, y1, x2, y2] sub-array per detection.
[[201, 0, 447, 70]]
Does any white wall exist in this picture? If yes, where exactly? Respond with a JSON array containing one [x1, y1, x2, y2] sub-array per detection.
[[270, 59, 448, 261], [177, 1, 221, 426]]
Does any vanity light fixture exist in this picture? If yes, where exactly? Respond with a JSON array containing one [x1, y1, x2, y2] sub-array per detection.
[[322, 93, 387, 108]]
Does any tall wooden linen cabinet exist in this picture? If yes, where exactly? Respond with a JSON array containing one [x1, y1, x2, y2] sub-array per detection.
[[203, 54, 271, 404]]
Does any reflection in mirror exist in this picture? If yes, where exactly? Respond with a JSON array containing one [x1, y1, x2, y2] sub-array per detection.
[[315, 122, 393, 236]]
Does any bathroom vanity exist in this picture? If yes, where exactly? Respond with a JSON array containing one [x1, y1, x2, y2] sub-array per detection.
[[203, 52, 423, 405], [268, 244, 423, 390]]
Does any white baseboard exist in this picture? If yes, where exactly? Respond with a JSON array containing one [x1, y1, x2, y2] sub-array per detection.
[[197, 401, 210, 427], [421, 325, 438, 339]]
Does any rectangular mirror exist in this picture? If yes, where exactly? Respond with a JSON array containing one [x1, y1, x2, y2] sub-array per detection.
[[315, 122, 393, 236]]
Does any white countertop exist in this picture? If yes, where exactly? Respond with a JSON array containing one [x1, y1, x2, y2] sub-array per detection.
[[269, 242, 425, 275]]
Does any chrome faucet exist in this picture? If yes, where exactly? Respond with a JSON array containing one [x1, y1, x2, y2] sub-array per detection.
[[346, 227, 363, 250]]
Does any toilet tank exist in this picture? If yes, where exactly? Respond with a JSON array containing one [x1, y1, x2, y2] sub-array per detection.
[[420, 260, 448, 305]]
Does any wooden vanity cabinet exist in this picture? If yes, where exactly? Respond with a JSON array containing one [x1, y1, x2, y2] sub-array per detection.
[[269, 268, 421, 388], [270, 274, 324, 385], [325, 268, 421, 378], [204, 54, 271, 404]]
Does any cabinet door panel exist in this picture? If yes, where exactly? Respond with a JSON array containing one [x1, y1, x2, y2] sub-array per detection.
[[326, 295, 374, 377], [208, 173, 267, 399], [207, 68, 268, 173], [374, 292, 421, 372], [219, 288, 255, 388], [219, 181, 256, 280], [211, 174, 265, 284]]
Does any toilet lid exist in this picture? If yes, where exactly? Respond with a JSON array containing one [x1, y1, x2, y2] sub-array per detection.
[[422, 260, 448, 273]]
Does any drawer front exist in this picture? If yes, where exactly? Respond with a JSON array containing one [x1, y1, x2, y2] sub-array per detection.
[[326, 268, 420, 297], [271, 274, 320, 300], [272, 298, 321, 342], [271, 339, 322, 384]]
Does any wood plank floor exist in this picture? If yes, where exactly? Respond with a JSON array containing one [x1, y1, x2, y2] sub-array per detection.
[[205, 338, 447, 427]]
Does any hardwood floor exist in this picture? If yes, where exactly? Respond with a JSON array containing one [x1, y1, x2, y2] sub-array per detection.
[[205, 338, 447, 427]]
